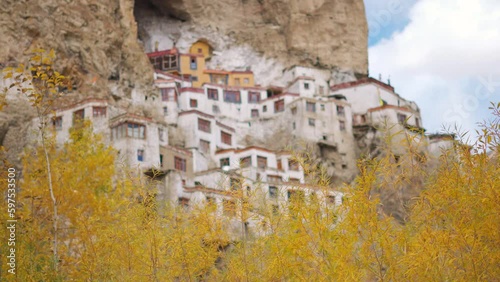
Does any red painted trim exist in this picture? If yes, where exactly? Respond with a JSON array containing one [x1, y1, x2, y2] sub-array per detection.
[[53, 98, 109, 112], [202, 83, 265, 91], [178, 109, 215, 119], [216, 121, 235, 133], [160, 145, 193, 156], [367, 105, 414, 113], [330, 77, 395, 93], [259, 93, 300, 103], [154, 70, 190, 82], [215, 145, 276, 155], [179, 87, 205, 94]]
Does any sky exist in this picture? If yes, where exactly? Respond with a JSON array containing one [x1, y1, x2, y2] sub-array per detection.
[[364, 0, 500, 138]]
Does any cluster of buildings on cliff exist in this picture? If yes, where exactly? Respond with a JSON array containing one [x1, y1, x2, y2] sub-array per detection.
[[46, 39, 454, 235]]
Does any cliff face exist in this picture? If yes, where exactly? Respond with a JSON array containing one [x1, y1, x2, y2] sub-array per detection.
[[0, 0, 367, 164], [142, 0, 368, 74]]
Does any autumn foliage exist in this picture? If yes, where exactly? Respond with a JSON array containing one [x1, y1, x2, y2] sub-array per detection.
[[0, 52, 499, 281]]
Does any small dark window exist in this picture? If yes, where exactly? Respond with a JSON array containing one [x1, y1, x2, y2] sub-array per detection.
[[251, 109, 259, 118], [190, 57, 197, 70], [190, 99, 198, 108], [223, 90, 241, 103], [240, 156, 252, 168], [174, 157, 187, 172], [257, 156, 267, 169], [220, 157, 230, 168], [221, 131, 232, 145], [52, 116, 63, 131], [304, 83, 310, 89], [308, 118, 315, 126], [306, 102, 316, 112], [269, 186, 278, 198], [340, 120, 346, 131], [137, 149, 144, 162], [93, 107, 107, 118], [263, 105, 267, 112], [274, 100, 285, 113], [248, 91, 260, 103], [207, 88, 218, 100], [198, 118, 211, 133], [337, 105, 345, 117]]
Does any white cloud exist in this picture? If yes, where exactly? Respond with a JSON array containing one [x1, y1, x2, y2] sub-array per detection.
[[369, 0, 500, 136]]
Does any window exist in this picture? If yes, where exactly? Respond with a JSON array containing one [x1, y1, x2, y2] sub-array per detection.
[[162, 55, 178, 70], [52, 116, 62, 131], [206, 196, 215, 206], [137, 149, 144, 162], [288, 178, 301, 184], [339, 120, 346, 131], [337, 105, 345, 117], [327, 195, 336, 205], [212, 105, 220, 114], [272, 204, 279, 215], [200, 140, 210, 153], [288, 159, 299, 171], [263, 105, 267, 112], [93, 106, 106, 118], [323, 135, 327, 140], [244, 78, 249, 84], [128, 123, 145, 139], [277, 159, 282, 170], [197, 48, 203, 54], [342, 164, 347, 169], [306, 101, 316, 112], [308, 118, 315, 127], [158, 127, 164, 142], [223, 199, 236, 216], [230, 177, 241, 190], [319, 86, 325, 95], [190, 57, 197, 70], [112, 122, 146, 140], [191, 76, 198, 82], [415, 117, 420, 128], [150, 56, 162, 69], [234, 78, 241, 85], [268, 175, 282, 183], [174, 157, 186, 172], [248, 91, 260, 103], [161, 88, 176, 101], [73, 109, 85, 124], [221, 131, 232, 145], [320, 104, 325, 111], [291, 107, 297, 115], [274, 100, 285, 113], [207, 88, 218, 100], [190, 99, 198, 108], [251, 109, 259, 118], [160, 154, 163, 167], [240, 156, 252, 168], [257, 156, 267, 169], [198, 118, 211, 133], [163, 106, 168, 116], [223, 90, 241, 103], [269, 186, 278, 198], [304, 83, 310, 89], [292, 122, 296, 130], [288, 190, 305, 202], [179, 197, 190, 209], [220, 157, 230, 168], [397, 113, 407, 124]]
